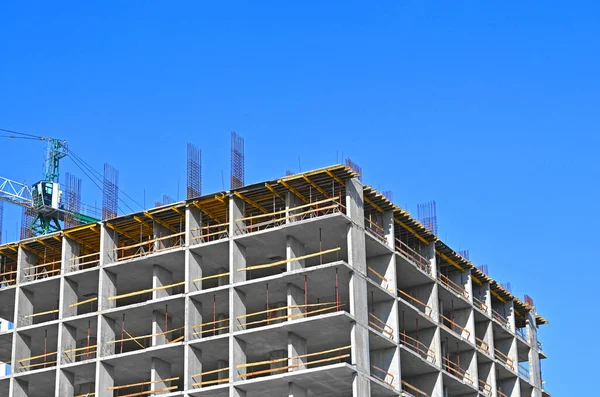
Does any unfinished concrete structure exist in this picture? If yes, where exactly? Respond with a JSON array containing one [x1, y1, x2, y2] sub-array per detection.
[[0, 165, 548, 397]]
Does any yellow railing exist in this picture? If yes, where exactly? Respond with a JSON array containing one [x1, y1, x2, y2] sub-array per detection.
[[237, 345, 351, 378], [400, 332, 436, 362], [492, 309, 510, 329], [395, 238, 431, 275], [494, 348, 515, 371], [437, 274, 469, 300], [367, 266, 392, 292], [401, 380, 429, 397], [475, 337, 489, 354], [18, 351, 58, 371], [368, 312, 395, 339], [191, 367, 230, 387], [478, 379, 492, 396], [371, 365, 396, 389], [439, 313, 471, 339], [442, 356, 473, 385], [397, 289, 433, 319], [236, 302, 341, 329], [473, 296, 488, 313]]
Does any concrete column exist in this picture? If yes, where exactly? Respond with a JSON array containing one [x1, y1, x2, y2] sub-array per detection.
[[507, 301, 516, 332], [288, 383, 308, 397], [15, 288, 33, 327], [526, 311, 543, 392], [152, 309, 170, 345], [11, 378, 28, 397], [187, 299, 202, 340], [98, 269, 117, 311], [287, 283, 305, 319], [345, 178, 371, 397], [230, 242, 246, 283], [230, 289, 246, 332], [97, 315, 116, 357], [186, 346, 202, 390], [383, 209, 395, 248], [230, 196, 245, 236], [95, 362, 114, 397], [288, 333, 307, 371], [151, 357, 172, 391], [230, 337, 247, 382], [100, 224, 118, 265], [61, 278, 78, 318], [13, 332, 31, 373], [153, 221, 172, 252], [187, 251, 202, 293], [186, 204, 203, 245], [60, 324, 77, 364], [152, 265, 173, 299], [17, 246, 37, 282], [286, 235, 305, 271], [484, 283, 493, 316], [57, 369, 75, 396], [286, 191, 302, 224], [62, 236, 80, 274]]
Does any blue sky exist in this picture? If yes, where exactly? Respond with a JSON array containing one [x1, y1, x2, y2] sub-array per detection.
[[1, 1, 597, 393]]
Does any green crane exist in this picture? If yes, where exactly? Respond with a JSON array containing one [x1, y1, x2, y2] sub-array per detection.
[[0, 130, 100, 236]]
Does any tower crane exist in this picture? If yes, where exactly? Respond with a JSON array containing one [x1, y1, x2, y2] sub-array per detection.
[[0, 129, 99, 236]]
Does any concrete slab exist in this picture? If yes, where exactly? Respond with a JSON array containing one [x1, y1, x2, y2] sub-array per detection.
[[235, 312, 353, 361], [234, 363, 355, 397]]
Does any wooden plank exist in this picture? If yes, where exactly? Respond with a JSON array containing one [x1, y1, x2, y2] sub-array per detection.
[[238, 247, 341, 272]]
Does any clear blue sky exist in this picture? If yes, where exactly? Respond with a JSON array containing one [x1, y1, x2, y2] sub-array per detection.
[[1, 1, 597, 393]]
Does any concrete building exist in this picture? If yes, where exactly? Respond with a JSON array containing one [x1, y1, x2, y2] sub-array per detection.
[[0, 165, 548, 397]]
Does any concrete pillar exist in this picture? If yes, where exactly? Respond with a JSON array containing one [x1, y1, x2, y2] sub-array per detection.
[[231, 242, 246, 283], [152, 265, 173, 299], [383, 209, 395, 248], [95, 362, 114, 397], [346, 178, 371, 397], [187, 251, 202, 292], [230, 289, 246, 332], [60, 323, 77, 364], [57, 369, 75, 396], [62, 236, 80, 274], [286, 191, 302, 224], [186, 204, 203, 245], [98, 269, 117, 311], [526, 311, 543, 392], [17, 246, 37, 282], [151, 357, 172, 391], [288, 333, 307, 371], [288, 382, 308, 397], [187, 299, 202, 340], [11, 378, 28, 397], [13, 332, 31, 373], [97, 315, 116, 357], [16, 288, 33, 327], [286, 235, 305, 271], [153, 221, 172, 252], [230, 337, 247, 382], [61, 277, 78, 318], [100, 224, 118, 265], [287, 283, 305, 319], [152, 309, 170, 345], [186, 346, 202, 389], [230, 196, 245, 236]]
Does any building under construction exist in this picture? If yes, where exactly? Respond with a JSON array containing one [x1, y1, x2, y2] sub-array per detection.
[[0, 164, 548, 397]]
